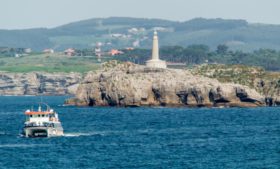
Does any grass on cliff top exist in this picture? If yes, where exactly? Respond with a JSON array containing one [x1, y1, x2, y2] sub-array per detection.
[[191, 64, 280, 87], [0, 54, 106, 73]]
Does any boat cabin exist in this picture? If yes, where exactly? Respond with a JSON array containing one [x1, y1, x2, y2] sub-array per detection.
[[22, 103, 64, 138], [25, 106, 59, 126]]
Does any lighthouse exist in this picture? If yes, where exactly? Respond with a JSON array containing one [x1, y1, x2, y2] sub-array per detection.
[[146, 31, 167, 68]]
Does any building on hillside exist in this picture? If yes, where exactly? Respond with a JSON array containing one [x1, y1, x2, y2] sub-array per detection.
[[111, 34, 123, 38], [125, 47, 134, 51], [64, 48, 75, 56], [152, 27, 172, 32], [43, 49, 54, 54], [24, 48, 32, 53], [0, 47, 30, 57], [14, 54, 21, 58], [0, 47, 10, 53], [128, 27, 146, 34], [132, 40, 140, 47]]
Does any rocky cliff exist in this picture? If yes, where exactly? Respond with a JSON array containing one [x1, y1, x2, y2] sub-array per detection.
[[191, 64, 280, 106], [0, 72, 81, 95], [66, 61, 265, 107]]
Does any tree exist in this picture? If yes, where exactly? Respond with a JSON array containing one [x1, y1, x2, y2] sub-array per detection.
[[216, 44, 228, 54], [183, 45, 209, 64]]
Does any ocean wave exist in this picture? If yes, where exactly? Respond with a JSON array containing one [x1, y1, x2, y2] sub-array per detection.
[[0, 144, 49, 148], [58, 104, 69, 107], [0, 111, 21, 115], [0, 131, 14, 136]]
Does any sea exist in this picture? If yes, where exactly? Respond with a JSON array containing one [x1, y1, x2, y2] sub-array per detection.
[[0, 96, 279, 169]]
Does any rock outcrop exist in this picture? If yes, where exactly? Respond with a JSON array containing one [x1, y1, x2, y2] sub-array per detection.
[[0, 72, 81, 95], [191, 64, 280, 106], [66, 61, 265, 107]]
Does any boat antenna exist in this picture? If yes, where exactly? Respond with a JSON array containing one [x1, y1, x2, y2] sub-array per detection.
[[40, 83, 43, 103], [39, 84, 43, 111]]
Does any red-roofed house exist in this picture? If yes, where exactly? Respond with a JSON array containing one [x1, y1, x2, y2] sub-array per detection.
[[109, 49, 124, 56], [64, 48, 75, 56]]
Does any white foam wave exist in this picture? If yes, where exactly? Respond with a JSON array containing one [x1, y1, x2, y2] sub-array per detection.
[[64, 130, 142, 137], [64, 132, 104, 137]]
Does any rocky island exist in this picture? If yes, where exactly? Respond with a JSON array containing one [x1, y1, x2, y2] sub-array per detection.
[[66, 61, 265, 107]]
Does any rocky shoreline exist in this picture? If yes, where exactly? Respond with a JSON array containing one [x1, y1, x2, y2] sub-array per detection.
[[192, 64, 280, 106], [65, 61, 266, 108], [2, 62, 279, 108], [0, 72, 81, 95]]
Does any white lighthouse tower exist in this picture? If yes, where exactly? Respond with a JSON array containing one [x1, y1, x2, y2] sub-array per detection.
[[146, 31, 167, 68]]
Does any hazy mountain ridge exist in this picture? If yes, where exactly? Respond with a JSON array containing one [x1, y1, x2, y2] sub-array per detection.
[[1, 17, 280, 51]]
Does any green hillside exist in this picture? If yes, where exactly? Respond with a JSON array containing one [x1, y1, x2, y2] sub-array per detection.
[[1, 17, 280, 51], [0, 54, 101, 73]]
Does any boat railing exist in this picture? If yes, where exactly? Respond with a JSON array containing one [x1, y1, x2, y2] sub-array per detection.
[[25, 123, 54, 128]]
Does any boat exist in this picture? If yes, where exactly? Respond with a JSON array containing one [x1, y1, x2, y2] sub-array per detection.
[[22, 103, 64, 138]]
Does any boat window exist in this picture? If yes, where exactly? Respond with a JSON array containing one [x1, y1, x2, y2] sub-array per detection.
[[30, 115, 32, 117], [42, 115, 45, 117], [38, 115, 41, 117]]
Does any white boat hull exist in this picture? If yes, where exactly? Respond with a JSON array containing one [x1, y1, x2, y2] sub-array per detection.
[[23, 126, 64, 138]]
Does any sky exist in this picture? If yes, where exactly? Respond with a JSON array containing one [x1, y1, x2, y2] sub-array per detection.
[[1, 0, 280, 29]]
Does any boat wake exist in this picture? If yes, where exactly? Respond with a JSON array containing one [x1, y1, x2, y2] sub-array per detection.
[[64, 132, 104, 137]]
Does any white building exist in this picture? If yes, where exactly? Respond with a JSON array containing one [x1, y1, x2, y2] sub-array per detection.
[[146, 31, 167, 69]]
